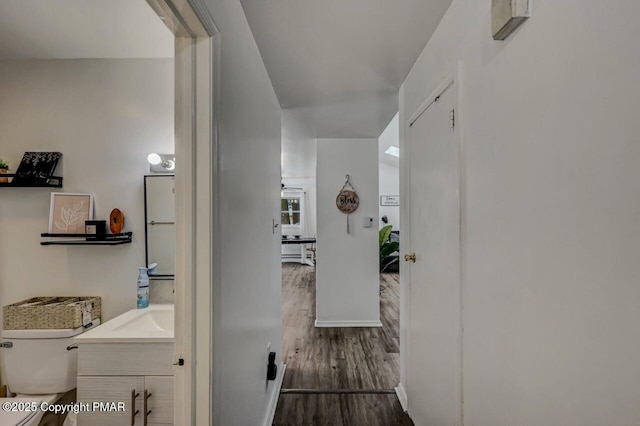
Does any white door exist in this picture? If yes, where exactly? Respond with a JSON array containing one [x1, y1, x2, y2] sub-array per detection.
[[406, 80, 461, 425]]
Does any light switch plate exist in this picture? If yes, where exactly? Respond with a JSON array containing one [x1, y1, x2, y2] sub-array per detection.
[[492, 0, 530, 40]]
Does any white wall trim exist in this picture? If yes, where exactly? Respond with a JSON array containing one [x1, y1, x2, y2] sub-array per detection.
[[395, 383, 408, 412], [144, 2, 219, 425], [455, 60, 466, 426], [173, 34, 197, 426], [263, 363, 286, 426], [398, 82, 411, 425], [314, 320, 383, 328]]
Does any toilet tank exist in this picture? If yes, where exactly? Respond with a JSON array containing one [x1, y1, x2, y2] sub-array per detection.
[[1, 322, 99, 394]]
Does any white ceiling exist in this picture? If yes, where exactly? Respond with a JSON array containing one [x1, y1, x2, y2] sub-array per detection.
[[0, 0, 173, 59], [240, 0, 453, 138], [379, 113, 400, 168]]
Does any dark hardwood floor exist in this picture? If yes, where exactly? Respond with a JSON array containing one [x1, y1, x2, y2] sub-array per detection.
[[274, 264, 412, 425], [274, 393, 412, 426]]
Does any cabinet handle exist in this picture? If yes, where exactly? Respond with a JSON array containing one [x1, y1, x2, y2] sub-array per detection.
[[131, 390, 140, 425], [144, 390, 153, 425]]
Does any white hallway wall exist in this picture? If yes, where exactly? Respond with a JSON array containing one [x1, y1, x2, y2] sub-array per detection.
[[316, 139, 380, 326], [281, 109, 317, 238], [379, 113, 400, 231], [400, 0, 640, 425], [379, 165, 399, 231], [281, 110, 316, 180], [204, 0, 283, 425], [0, 58, 174, 382]]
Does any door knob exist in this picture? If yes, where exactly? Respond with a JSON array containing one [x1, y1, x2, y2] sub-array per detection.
[[404, 253, 416, 263]]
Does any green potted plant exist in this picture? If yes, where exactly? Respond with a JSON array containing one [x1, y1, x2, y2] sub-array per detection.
[[0, 158, 9, 183], [379, 224, 399, 272]]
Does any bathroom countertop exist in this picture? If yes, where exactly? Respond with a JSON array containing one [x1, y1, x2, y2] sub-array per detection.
[[75, 304, 174, 343]]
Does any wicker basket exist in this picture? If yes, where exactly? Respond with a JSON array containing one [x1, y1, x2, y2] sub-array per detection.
[[3, 297, 101, 330]]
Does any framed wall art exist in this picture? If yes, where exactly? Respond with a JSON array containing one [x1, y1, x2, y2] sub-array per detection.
[[12, 152, 62, 185], [49, 193, 94, 234], [380, 195, 399, 206]]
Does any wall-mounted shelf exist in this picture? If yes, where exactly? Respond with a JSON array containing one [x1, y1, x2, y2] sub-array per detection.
[[0, 174, 63, 188], [40, 232, 132, 246]]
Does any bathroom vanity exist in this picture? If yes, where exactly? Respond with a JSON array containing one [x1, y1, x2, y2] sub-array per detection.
[[75, 305, 175, 425]]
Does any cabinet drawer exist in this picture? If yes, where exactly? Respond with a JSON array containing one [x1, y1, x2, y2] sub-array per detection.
[[78, 343, 174, 376]]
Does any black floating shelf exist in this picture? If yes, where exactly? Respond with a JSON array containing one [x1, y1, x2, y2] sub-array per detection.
[[40, 232, 132, 246], [0, 174, 63, 188]]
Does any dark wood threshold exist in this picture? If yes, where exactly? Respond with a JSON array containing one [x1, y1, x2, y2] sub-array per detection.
[[281, 388, 396, 394]]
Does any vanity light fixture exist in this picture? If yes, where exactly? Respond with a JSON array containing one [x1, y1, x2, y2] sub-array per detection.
[[147, 153, 175, 173], [385, 146, 400, 158]]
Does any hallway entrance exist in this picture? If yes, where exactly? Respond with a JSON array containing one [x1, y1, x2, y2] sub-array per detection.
[[274, 264, 411, 425]]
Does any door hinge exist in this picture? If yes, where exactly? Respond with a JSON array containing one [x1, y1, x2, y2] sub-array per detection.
[[449, 108, 455, 128]]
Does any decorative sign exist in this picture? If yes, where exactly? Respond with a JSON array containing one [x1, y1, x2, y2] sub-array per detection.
[[336, 190, 360, 213], [380, 195, 399, 206], [336, 175, 359, 234], [12, 152, 62, 185]]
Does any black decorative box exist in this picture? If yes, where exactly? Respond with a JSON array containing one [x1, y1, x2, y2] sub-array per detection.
[[85, 220, 107, 241]]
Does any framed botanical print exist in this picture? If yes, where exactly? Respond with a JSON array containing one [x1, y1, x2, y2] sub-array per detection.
[[49, 193, 94, 234]]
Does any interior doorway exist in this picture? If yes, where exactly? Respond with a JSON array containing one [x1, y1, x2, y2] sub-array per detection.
[[144, 1, 218, 424], [275, 115, 409, 423]]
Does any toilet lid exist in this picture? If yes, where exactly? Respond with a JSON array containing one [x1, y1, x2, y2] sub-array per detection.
[[0, 398, 42, 426]]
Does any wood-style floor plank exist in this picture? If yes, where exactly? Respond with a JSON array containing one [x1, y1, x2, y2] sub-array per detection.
[[274, 393, 412, 426], [281, 264, 401, 390], [275, 264, 411, 425]]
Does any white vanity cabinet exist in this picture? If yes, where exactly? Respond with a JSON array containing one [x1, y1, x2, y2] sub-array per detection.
[[76, 342, 174, 425]]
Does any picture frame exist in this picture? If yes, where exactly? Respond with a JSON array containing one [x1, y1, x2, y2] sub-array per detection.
[[380, 195, 400, 206], [12, 152, 62, 185], [49, 193, 94, 234]]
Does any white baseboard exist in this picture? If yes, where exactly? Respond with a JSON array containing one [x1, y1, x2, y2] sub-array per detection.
[[314, 319, 383, 328], [395, 383, 408, 412], [263, 363, 286, 426]]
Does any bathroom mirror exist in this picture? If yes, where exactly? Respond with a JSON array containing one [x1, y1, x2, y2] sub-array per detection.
[[144, 175, 176, 277]]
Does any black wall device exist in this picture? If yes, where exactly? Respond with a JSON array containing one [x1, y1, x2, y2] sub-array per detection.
[[267, 352, 277, 381]]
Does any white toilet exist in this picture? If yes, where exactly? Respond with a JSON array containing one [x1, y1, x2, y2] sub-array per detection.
[[0, 322, 99, 426]]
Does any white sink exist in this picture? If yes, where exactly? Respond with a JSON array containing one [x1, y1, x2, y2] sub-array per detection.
[[75, 304, 174, 343], [114, 308, 173, 333]]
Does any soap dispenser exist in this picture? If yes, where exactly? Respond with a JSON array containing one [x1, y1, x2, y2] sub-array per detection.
[[137, 267, 150, 309]]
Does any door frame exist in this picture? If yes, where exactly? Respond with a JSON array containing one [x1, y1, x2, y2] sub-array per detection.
[[143, 1, 219, 424], [399, 62, 465, 424]]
